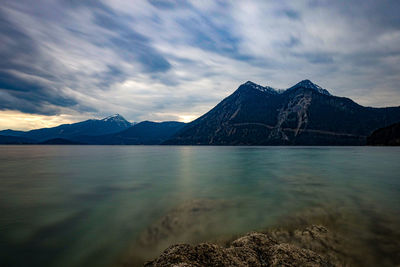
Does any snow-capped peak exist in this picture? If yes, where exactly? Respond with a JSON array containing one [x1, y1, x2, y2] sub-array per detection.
[[242, 81, 279, 94], [101, 114, 132, 127], [289, 80, 331, 95], [102, 114, 124, 121]]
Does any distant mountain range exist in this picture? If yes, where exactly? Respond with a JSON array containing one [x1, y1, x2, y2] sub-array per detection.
[[74, 121, 186, 145], [0, 114, 186, 145], [1, 114, 132, 142], [1, 80, 400, 145]]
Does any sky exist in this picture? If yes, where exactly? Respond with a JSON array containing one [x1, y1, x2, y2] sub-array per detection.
[[1, 0, 400, 130]]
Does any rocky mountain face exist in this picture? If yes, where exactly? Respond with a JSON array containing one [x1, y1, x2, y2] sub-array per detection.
[[367, 122, 400, 146], [164, 80, 400, 145]]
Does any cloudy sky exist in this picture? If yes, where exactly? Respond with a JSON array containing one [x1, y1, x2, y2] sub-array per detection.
[[1, 0, 399, 130]]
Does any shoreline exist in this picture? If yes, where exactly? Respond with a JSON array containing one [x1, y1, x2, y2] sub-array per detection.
[[144, 224, 340, 266], [118, 199, 400, 267]]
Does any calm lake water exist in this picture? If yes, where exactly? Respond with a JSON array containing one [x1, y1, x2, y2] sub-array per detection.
[[0, 146, 399, 266]]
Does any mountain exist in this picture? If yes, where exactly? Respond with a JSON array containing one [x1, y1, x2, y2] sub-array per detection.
[[100, 114, 133, 128], [0, 135, 36, 144], [0, 114, 132, 142], [0, 129, 26, 137], [367, 122, 400, 146], [287, 79, 331, 95], [164, 80, 400, 145], [74, 121, 186, 145]]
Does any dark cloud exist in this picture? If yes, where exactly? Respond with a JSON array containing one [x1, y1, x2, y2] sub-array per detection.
[[94, 65, 126, 89], [0, 8, 80, 115], [148, 0, 191, 9], [0, 0, 171, 116], [292, 52, 334, 64], [92, 6, 171, 73], [283, 36, 301, 48], [61, 0, 112, 12], [175, 14, 252, 62], [280, 9, 301, 20], [322, 0, 400, 29]]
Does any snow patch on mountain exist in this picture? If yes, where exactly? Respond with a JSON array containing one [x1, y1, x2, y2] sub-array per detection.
[[101, 114, 132, 127], [243, 81, 279, 94], [242, 80, 331, 96], [288, 80, 331, 95]]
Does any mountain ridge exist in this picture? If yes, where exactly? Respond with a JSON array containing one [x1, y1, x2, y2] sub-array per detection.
[[164, 80, 400, 145], [73, 121, 186, 145], [1, 80, 399, 145], [0, 114, 133, 142], [287, 79, 331, 95]]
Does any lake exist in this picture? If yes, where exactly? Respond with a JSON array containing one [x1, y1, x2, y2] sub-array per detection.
[[0, 146, 399, 266]]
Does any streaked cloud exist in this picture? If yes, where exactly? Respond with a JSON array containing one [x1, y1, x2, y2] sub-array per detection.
[[0, 0, 399, 130]]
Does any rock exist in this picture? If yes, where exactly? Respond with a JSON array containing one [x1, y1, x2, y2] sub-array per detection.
[[268, 225, 343, 265], [145, 229, 336, 266]]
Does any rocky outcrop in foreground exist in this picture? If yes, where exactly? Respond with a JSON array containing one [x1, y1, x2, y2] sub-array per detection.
[[145, 225, 338, 266]]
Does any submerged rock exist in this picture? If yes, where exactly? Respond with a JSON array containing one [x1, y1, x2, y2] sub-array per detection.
[[145, 226, 337, 266], [140, 199, 229, 247], [120, 199, 232, 265]]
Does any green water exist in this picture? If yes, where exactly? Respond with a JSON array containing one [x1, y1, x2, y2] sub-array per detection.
[[0, 146, 399, 266]]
